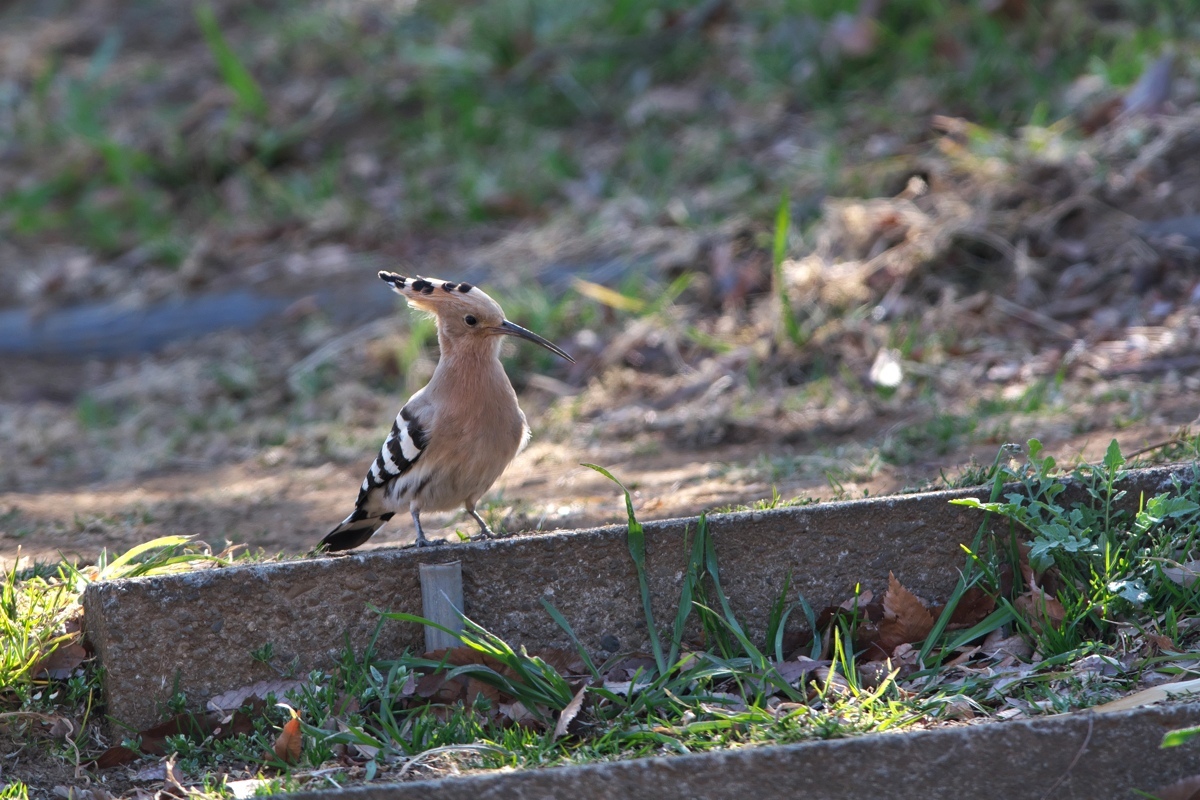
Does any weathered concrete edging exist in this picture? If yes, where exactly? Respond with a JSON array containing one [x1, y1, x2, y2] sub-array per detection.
[[82, 465, 1195, 730], [284, 702, 1200, 800]]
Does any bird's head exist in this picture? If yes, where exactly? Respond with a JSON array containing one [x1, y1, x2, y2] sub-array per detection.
[[379, 271, 575, 363]]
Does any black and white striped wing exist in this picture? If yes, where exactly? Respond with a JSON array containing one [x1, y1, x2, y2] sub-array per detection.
[[318, 406, 429, 551]]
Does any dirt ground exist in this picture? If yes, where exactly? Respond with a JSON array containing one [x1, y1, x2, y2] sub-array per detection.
[[2, 353, 1196, 570], [3, 1, 1200, 573], [6, 117, 1200, 567]]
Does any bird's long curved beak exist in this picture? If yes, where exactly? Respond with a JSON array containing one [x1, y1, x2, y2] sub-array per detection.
[[493, 319, 575, 363]]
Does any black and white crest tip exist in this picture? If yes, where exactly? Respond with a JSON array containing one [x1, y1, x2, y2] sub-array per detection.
[[378, 271, 476, 297]]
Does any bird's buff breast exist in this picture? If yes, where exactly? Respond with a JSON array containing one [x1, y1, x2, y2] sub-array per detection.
[[388, 406, 527, 512]]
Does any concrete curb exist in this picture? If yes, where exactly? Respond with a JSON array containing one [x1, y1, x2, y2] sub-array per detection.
[[82, 465, 1194, 730], [285, 702, 1200, 800]]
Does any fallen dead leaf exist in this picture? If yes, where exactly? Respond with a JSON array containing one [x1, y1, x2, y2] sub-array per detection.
[[1162, 560, 1200, 588], [132, 762, 167, 783], [981, 629, 1034, 661], [207, 679, 308, 714], [878, 573, 935, 653], [857, 661, 893, 690], [1013, 586, 1065, 632], [538, 648, 588, 677], [499, 701, 538, 726], [34, 615, 89, 680], [34, 639, 89, 680], [53, 788, 114, 800], [162, 755, 188, 799], [773, 657, 826, 687], [839, 590, 874, 610], [273, 714, 302, 764], [890, 642, 922, 676], [553, 683, 588, 740], [1093, 676, 1200, 714], [47, 716, 79, 740], [1148, 774, 1200, 800], [91, 705, 260, 769], [1147, 633, 1177, 653], [947, 586, 997, 628]]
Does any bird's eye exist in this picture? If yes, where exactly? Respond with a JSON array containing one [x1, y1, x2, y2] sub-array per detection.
[[464, 315, 477, 326]]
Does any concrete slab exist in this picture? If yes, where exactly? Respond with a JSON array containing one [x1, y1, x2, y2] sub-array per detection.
[[82, 465, 1194, 730], [285, 702, 1200, 800]]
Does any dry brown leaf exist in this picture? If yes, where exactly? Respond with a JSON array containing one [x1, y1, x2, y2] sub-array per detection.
[[91, 746, 141, 770], [34, 639, 89, 680], [538, 648, 588, 677], [1013, 587, 1065, 632], [1148, 774, 1200, 800], [52, 788, 114, 800], [273, 715, 302, 764], [416, 646, 520, 708], [1093, 677, 1200, 714], [47, 716, 79, 740], [553, 683, 587, 741], [132, 762, 167, 783], [943, 646, 982, 667], [1147, 633, 1177, 653], [34, 616, 89, 680], [92, 706, 260, 769], [207, 679, 307, 714], [1162, 560, 1200, 587], [857, 661, 893, 690], [838, 590, 874, 611], [877, 573, 935, 652], [773, 657, 826, 687], [981, 629, 1034, 661], [499, 701, 538, 726], [162, 755, 188, 799], [947, 586, 997, 628]]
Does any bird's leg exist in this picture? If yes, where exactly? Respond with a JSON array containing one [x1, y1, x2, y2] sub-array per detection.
[[466, 504, 498, 540], [412, 507, 436, 547]]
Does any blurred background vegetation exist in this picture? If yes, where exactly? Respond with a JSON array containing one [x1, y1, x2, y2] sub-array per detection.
[[1, 0, 1199, 558]]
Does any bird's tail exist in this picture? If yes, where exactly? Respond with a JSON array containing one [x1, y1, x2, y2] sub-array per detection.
[[318, 509, 395, 552]]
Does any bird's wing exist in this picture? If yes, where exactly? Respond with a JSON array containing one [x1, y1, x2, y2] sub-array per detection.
[[318, 403, 431, 551]]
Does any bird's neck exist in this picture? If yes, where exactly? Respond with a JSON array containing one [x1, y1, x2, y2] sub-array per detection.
[[435, 324, 503, 364], [428, 331, 510, 399]]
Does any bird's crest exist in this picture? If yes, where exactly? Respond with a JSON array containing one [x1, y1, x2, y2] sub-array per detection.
[[378, 271, 504, 318]]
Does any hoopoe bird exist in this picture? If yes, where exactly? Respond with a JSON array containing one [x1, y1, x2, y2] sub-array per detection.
[[318, 271, 575, 551]]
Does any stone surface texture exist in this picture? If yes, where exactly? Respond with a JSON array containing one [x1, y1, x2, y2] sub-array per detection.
[[82, 465, 1194, 730], [286, 702, 1200, 800]]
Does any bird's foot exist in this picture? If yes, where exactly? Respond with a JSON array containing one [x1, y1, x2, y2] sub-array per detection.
[[470, 527, 510, 541], [411, 536, 447, 548]]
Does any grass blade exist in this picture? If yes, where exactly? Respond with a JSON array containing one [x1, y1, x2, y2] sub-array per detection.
[[918, 445, 1014, 665], [582, 463, 666, 675], [195, 3, 268, 120], [99, 535, 195, 578], [772, 192, 802, 346], [668, 523, 706, 666], [540, 598, 600, 681]]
